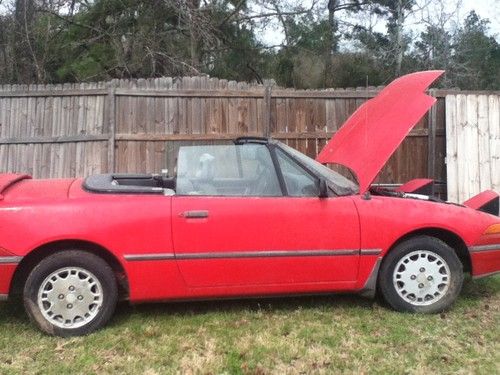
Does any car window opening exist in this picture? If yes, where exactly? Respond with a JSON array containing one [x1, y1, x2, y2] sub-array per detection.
[[83, 141, 359, 197]]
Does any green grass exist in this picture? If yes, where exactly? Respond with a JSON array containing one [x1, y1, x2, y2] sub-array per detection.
[[0, 276, 498, 374]]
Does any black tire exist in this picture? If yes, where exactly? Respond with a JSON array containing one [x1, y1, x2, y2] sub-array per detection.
[[378, 235, 464, 313], [23, 250, 118, 337]]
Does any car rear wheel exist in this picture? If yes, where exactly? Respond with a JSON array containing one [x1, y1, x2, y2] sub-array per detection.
[[378, 236, 464, 313], [23, 250, 117, 337]]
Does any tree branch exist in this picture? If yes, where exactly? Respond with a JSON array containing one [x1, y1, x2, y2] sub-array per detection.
[[38, 8, 106, 35]]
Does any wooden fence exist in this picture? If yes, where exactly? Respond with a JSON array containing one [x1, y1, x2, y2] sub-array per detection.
[[0, 76, 462, 193], [446, 94, 500, 202]]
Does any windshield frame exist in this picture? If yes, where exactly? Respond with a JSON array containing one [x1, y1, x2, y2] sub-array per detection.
[[274, 142, 359, 196]]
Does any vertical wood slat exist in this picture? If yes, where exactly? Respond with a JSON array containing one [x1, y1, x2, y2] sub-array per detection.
[[427, 89, 437, 189], [445, 95, 458, 202], [489, 96, 500, 194], [477, 95, 491, 192], [107, 84, 116, 172], [263, 84, 272, 137], [456, 95, 468, 202], [465, 95, 479, 201]]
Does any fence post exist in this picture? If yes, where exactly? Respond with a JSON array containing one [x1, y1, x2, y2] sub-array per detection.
[[428, 89, 437, 195], [107, 83, 117, 172], [263, 82, 273, 138]]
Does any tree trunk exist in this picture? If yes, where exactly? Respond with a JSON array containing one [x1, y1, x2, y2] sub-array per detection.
[[325, 0, 339, 87], [187, 0, 201, 71], [394, 0, 404, 76], [13, 0, 38, 83], [327, 0, 339, 56]]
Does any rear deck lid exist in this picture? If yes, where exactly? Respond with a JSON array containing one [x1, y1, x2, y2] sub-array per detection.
[[316, 70, 444, 193]]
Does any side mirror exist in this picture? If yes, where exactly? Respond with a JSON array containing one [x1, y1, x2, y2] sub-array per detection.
[[318, 179, 329, 198]]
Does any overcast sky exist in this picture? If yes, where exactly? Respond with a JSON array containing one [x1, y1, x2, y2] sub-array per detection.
[[259, 0, 500, 46]]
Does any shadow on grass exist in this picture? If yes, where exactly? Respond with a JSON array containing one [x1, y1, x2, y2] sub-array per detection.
[[0, 276, 497, 329], [0, 299, 30, 325], [111, 293, 373, 323], [460, 275, 500, 301], [109, 275, 499, 326]]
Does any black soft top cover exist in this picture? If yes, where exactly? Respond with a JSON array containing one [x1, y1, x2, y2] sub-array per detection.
[[83, 174, 172, 194]]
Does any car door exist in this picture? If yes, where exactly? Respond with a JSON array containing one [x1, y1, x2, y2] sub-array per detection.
[[171, 143, 360, 287]]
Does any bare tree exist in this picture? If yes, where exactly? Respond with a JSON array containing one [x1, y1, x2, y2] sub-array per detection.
[[416, 0, 461, 85], [377, 0, 432, 76]]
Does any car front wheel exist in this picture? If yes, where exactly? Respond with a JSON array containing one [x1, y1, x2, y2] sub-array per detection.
[[378, 236, 464, 313], [23, 250, 118, 337]]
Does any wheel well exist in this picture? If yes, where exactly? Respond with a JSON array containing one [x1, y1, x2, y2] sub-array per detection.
[[389, 228, 471, 273], [9, 240, 129, 299]]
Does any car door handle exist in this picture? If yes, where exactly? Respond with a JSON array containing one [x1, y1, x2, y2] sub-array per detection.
[[180, 210, 209, 219]]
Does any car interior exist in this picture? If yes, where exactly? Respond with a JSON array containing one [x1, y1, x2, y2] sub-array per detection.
[[83, 142, 319, 197]]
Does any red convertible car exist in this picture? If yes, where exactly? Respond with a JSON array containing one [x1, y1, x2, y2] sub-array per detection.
[[0, 71, 499, 337]]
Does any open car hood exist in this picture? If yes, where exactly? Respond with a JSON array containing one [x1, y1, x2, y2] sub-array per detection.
[[316, 70, 444, 193]]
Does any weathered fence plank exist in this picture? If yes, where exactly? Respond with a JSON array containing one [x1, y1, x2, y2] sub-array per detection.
[[445, 95, 458, 202], [488, 95, 500, 195]]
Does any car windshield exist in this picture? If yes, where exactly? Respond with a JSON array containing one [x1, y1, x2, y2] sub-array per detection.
[[278, 142, 359, 196]]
